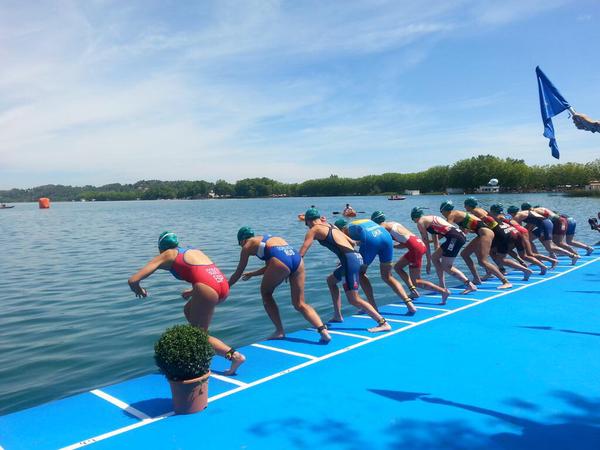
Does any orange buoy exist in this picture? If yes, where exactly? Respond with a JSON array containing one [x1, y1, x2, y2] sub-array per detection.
[[38, 197, 50, 209]]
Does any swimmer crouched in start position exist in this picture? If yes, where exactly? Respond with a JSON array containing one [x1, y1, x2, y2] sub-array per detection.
[[230, 227, 331, 342], [411, 207, 477, 298], [441, 201, 512, 289], [523, 203, 582, 260], [300, 208, 391, 332], [333, 217, 416, 319], [510, 205, 578, 263], [371, 210, 450, 303], [463, 198, 532, 281], [128, 232, 245, 375]]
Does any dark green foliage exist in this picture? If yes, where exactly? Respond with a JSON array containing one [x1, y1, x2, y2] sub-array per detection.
[[2, 156, 600, 202], [154, 325, 214, 381]]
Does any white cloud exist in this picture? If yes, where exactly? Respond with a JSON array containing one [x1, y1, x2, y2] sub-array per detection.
[[0, 0, 596, 189], [470, 0, 568, 25]]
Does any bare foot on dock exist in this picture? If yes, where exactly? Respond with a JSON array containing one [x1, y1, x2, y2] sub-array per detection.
[[586, 247, 593, 256], [267, 331, 285, 340], [404, 300, 417, 315], [328, 316, 344, 323], [440, 289, 450, 305], [461, 281, 478, 295], [473, 277, 483, 285], [223, 352, 246, 376], [409, 287, 420, 299], [540, 266, 547, 275], [571, 254, 580, 265], [368, 321, 392, 333], [497, 282, 512, 290], [319, 329, 332, 343], [481, 273, 493, 281], [523, 269, 533, 281]]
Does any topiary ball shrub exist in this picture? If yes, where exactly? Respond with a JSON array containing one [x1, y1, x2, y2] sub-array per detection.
[[154, 324, 215, 382]]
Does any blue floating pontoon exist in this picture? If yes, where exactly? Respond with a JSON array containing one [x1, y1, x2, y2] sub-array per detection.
[[2, 249, 600, 449]]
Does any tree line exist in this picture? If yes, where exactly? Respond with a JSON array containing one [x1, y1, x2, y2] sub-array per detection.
[[2, 155, 599, 202]]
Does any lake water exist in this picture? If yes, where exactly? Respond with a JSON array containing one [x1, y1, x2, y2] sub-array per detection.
[[1, 194, 599, 415]]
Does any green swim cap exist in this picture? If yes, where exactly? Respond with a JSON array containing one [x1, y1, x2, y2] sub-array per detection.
[[507, 205, 519, 215], [237, 226, 255, 245], [371, 210, 385, 224], [304, 208, 321, 221], [440, 200, 455, 212], [334, 219, 348, 229], [490, 203, 503, 214], [411, 207, 424, 220], [464, 197, 478, 208], [521, 202, 532, 211], [158, 231, 179, 252]]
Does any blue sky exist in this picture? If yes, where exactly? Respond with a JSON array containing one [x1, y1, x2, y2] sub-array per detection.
[[1, 0, 599, 189]]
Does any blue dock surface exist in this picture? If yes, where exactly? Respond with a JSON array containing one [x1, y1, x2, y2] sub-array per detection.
[[2, 249, 600, 449]]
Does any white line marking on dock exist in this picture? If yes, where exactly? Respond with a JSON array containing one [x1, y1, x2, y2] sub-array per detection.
[[459, 288, 500, 292], [251, 343, 318, 360], [505, 275, 545, 280], [323, 329, 372, 340], [388, 303, 450, 312], [60, 412, 174, 450], [480, 281, 527, 286], [351, 315, 414, 324], [210, 373, 248, 387], [424, 294, 480, 301], [64, 256, 600, 449], [90, 390, 150, 420]]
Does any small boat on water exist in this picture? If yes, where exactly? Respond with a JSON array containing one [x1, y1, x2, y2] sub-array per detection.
[[388, 195, 406, 201], [0, 204, 15, 209]]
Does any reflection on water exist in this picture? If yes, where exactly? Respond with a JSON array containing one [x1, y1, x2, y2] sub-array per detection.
[[0, 194, 598, 414]]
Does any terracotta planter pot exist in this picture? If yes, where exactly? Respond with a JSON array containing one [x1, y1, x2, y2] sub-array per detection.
[[168, 371, 210, 414]]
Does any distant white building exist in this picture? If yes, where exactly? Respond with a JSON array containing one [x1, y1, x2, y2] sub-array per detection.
[[404, 189, 420, 196], [585, 181, 600, 191]]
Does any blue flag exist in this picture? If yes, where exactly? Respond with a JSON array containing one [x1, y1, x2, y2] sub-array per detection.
[[536, 66, 571, 159]]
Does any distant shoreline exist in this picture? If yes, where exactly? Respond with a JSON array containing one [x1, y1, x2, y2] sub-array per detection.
[[2, 154, 599, 203], [0, 191, 584, 204]]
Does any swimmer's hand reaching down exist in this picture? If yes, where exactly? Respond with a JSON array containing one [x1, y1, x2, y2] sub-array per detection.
[[241, 266, 267, 281], [128, 281, 147, 298]]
